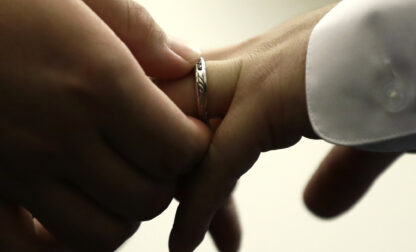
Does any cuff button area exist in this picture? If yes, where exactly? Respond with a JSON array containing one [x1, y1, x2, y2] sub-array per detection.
[[373, 64, 412, 113]]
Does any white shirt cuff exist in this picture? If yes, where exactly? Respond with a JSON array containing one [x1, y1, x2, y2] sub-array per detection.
[[306, 0, 416, 152]]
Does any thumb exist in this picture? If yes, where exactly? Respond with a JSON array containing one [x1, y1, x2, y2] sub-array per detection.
[[83, 0, 200, 79]]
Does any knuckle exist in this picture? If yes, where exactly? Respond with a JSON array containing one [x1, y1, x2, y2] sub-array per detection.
[[71, 52, 137, 105], [67, 39, 138, 98], [126, 1, 166, 47]]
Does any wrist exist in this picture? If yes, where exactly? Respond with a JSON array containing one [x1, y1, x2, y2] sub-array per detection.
[[272, 4, 338, 143]]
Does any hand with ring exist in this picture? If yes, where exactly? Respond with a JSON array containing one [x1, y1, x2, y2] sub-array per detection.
[[159, 3, 339, 251]]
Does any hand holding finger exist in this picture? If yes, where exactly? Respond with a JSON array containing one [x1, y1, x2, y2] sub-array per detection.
[[159, 5, 336, 251], [0, 0, 205, 250]]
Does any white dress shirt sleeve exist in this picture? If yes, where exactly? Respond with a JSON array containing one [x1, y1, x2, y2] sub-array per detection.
[[306, 0, 416, 152]]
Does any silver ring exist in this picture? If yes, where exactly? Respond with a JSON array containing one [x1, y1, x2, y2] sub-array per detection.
[[195, 57, 208, 123]]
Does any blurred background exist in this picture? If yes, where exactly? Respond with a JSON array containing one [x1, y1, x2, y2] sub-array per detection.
[[119, 0, 416, 251]]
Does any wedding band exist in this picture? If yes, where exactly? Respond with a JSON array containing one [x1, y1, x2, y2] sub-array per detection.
[[195, 57, 208, 123]]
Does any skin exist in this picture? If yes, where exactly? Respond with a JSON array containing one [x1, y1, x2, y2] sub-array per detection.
[[0, 0, 240, 250], [1, 1, 400, 251], [159, 3, 393, 251]]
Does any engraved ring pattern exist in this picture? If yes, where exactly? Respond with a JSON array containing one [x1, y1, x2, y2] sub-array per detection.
[[195, 57, 208, 123]]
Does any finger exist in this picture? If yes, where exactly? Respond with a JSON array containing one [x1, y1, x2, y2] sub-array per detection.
[[169, 94, 266, 252], [158, 59, 241, 119], [0, 202, 42, 251], [33, 218, 70, 251], [303, 146, 401, 218], [0, 176, 139, 251], [175, 177, 242, 252], [83, 0, 200, 79], [0, 203, 70, 251], [66, 138, 175, 221], [0, 202, 68, 251], [208, 197, 241, 252]]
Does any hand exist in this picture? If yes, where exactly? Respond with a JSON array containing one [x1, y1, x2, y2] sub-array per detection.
[[75, 1, 242, 251], [157, 4, 337, 251], [0, 0, 212, 250]]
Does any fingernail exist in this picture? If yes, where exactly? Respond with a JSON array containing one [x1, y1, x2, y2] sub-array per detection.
[[168, 36, 201, 63]]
